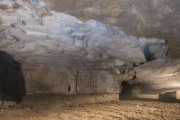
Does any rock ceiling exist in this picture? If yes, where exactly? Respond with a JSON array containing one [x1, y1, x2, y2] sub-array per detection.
[[0, 0, 180, 95], [0, 0, 168, 68], [38, 0, 180, 59]]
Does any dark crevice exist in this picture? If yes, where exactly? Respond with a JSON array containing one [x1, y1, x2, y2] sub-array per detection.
[[75, 70, 79, 94], [90, 71, 92, 93], [68, 85, 71, 92]]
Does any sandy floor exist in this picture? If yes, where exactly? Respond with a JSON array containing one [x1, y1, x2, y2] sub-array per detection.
[[0, 94, 180, 120]]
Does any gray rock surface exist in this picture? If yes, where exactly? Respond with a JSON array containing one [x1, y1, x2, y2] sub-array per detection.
[[27, 0, 180, 59]]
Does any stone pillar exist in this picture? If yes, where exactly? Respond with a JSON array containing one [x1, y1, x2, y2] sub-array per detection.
[[176, 90, 180, 100]]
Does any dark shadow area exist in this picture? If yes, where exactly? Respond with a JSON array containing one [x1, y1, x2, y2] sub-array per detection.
[[0, 51, 26, 105], [159, 92, 179, 103], [144, 46, 155, 61]]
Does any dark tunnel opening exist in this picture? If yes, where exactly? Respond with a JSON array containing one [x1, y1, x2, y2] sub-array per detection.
[[119, 81, 133, 100], [0, 51, 26, 105]]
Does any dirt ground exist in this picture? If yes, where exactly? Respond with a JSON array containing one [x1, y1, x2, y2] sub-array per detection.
[[0, 94, 180, 120]]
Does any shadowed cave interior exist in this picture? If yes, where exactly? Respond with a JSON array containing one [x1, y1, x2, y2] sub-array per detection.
[[0, 51, 26, 104]]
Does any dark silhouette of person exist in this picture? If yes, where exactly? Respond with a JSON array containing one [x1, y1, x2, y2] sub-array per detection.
[[0, 51, 26, 105]]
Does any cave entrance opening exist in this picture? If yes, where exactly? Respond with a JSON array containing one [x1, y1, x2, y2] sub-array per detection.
[[119, 81, 133, 100]]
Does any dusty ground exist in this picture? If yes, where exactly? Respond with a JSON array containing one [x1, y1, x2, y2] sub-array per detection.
[[0, 94, 180, 120]]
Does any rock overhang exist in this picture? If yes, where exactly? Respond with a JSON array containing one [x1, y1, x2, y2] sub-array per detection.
[[0, 0, 168, 69], [28, 0, 180, 59]]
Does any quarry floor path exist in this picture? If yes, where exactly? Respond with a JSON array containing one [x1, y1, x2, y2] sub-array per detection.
[[0, 94, 180, 120]]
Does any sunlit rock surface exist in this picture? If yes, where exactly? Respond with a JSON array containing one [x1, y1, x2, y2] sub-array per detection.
[[0, 0, 174, 94]]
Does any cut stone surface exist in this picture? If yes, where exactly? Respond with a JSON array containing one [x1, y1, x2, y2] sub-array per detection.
[[135, 94, 159, 100], [177, 90, 180, 100]]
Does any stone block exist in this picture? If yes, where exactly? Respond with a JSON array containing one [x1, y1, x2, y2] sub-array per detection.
[[136, 94, 159, 99], [176, 90, 180, 100]]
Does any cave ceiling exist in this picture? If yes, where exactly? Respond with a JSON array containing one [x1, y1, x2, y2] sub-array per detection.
[[0, 0, 169, 68], [35, 0, 180, 59]]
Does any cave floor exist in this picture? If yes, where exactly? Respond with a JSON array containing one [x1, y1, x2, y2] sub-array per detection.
[[0, 94, 180, 120]]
